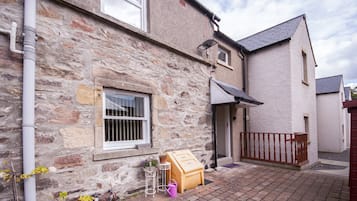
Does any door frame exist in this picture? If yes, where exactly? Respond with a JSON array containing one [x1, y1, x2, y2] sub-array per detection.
[[214, 104, 232, 166]]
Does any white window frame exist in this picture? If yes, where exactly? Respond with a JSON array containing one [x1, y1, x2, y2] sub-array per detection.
[[302, 51, 308, 84], [101, 0, 147, 31], [103, 88, 151, 150], [217, 46, 230, 66]]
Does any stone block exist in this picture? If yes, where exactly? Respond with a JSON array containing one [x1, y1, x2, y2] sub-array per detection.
[[60, 127, 94, 148], [0, 137, 8, 143], [49, 106, 80, 124], [37, 178, 59, 191], [71, 18, 94, 32], [38, 1, 63, 19], [158, 111, 176, 125], [153, 95, 167, 110], [102, 162, 121, 172], [76, 84, 94, 105], [36, 135, 55, 144], [54, 154, 83, 169]]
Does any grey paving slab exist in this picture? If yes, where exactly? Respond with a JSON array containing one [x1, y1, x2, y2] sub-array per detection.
[[318, 149, 350, 162], [124, 162, 349, 201]]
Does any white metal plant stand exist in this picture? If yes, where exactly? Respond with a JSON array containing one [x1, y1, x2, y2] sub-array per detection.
[[144, 167, 157, 197], [157, 162, 171, 193]]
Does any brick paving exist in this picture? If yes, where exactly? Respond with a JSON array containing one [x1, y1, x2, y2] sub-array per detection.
[[125, 162, 349, 201]]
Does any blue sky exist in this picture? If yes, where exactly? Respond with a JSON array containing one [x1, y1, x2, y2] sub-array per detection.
[[198, 0, 357, 87]]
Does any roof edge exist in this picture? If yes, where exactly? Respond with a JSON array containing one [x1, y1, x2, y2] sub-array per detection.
[[316, 74, 343, 81], [316, 91, 340, 95], [241, 38, 291, 54], [238, 14, 305, 42], [187, 0, 221, 22], [214, 31, 248, 52], [299, 15, 318, 67]]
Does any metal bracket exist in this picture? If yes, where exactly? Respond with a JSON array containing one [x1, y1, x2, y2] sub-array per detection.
[[0, 22, 24, 54]]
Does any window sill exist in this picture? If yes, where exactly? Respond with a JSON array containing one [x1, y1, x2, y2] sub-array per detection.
[[216, 60, 234, 70], [301, 80, 309, 86], [93, 147, 159, 161]]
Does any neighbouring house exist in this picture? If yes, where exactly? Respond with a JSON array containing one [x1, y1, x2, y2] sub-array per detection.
[[316, 75, 350, 152], [0, 0, 261, 200], [238, 14, 318, 167], [345, 87, 352, 148]]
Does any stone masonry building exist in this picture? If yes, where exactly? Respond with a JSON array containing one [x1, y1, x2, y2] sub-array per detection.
[[0, 0, 261, 200]]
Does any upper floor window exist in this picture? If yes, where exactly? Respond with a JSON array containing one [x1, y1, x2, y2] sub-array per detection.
[[101, 0, 147, 31], [302, 51, 308, 84], [103, 88, 151, 150], [217, 46, 231, 66]]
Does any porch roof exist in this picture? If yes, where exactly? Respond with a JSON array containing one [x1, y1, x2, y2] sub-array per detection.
[[210, 79, 263, 106]]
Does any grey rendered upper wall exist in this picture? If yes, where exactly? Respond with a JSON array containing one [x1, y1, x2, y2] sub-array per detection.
[[149, 0, 214, 55]]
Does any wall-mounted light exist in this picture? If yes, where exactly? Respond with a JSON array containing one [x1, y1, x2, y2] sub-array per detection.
[[197, 39, 217, 51], [197, 39, 218, 58]]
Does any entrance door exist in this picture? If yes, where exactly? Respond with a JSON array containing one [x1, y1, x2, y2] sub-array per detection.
[[215, 105, 232, 166]]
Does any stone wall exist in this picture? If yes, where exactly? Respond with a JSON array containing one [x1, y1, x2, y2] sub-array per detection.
[[35, 0, 213, 199], [0, 0, 24, 200], [0, 0, 214, 200]]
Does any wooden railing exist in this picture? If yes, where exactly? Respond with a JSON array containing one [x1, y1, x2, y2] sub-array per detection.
[[240, 132, 308, 167]]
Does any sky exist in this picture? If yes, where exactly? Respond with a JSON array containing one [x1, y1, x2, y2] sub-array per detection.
[[198, 0, 357, 87]]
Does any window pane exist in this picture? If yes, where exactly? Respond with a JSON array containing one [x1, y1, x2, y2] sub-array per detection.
[[102, 0, 142, 29], [130, 0, 142, 5], [105, 93, 144, 117], [105, 119, 143, 142], [218, 51, 227, 62]]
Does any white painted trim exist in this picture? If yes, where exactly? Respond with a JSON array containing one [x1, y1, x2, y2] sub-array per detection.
[[217, 46, 230, 66], [100, 0, 147, 31], [210, 79, 235, 104], [102, 88, 151, 150]]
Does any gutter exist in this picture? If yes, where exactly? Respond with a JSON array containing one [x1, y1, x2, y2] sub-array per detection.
[[187, 0, 221, 31], [22, 0, 37, 200], [187, 0, 221, 22]]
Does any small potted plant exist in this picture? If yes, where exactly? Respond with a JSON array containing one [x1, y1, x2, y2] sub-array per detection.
[[159, 154, 167, 164], [143, 157, 158, 176]]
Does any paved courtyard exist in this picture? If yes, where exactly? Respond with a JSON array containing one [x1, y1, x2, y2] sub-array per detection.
[[125, 162, 349, 201]]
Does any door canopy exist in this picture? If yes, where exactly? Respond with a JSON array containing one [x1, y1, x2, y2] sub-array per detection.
[[210, 79, 263, 107]]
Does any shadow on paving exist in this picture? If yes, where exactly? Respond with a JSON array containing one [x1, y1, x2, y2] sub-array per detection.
[[318, 149, 350, 162], [125, 162, 349, 201], [311, 163, 347, 170]]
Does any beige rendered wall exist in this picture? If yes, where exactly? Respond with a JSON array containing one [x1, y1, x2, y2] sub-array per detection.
[[149, 0, 214, 55], [289, 20, 318, 164], [247, 43, 292, 133], [212, 39, 244, 162]]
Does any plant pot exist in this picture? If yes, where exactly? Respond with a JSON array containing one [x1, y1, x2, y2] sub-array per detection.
[[159, 154, 167, 163]]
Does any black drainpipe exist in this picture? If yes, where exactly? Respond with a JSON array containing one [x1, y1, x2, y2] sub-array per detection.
[[240, 49, 248, 160], [211, 104, 217, 168], [239, 50, 248, 133]]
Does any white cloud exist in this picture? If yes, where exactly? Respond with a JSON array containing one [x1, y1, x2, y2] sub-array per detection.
[[198, 0, 357, 85]]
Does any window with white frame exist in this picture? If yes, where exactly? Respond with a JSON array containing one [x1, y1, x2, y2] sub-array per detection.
[[302, 51, 308, 84], [101, 0, 147, 31], [217, 46, 230, 66], [103, 88, 150, 150]]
